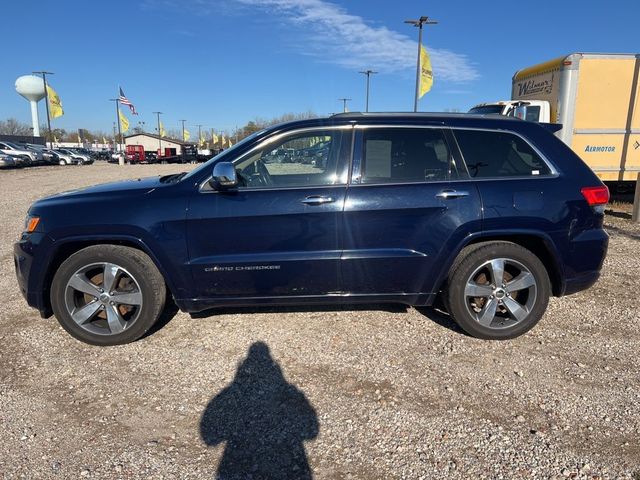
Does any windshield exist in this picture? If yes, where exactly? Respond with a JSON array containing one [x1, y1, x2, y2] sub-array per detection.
[[182, 128, 267, 181], [468, 105, 505, 115]]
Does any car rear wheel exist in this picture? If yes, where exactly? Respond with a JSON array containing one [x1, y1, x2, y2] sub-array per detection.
[[58, 159, 67, 166], [445, 241, 550, 340], [50, 245, 166, 345]]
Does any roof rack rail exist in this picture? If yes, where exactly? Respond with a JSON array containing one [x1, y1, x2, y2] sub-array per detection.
[[330, 112, 363, 117]]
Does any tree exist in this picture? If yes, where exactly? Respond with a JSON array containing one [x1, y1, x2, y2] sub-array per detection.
[[0, 118, 33, 135], [232, 111, 318, 142]]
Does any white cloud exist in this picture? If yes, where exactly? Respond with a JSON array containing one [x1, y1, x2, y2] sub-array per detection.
[[235, 0, 479, 82]]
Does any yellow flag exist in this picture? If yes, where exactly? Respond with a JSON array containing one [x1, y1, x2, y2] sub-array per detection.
[[102, 136, 107, 144], [54, 135, 59, 143], [118, 109, 129, 132], [46, 85, 64, 119], [199, 133, 205, 146], [419, 45, 434, 97], [221, 135, 227, 147], [77, 133, 82, 143], [212, 133, 219, 144], [183, 129, 191, 141], [229, 140, 233, 147], [159, 122, 166, 137]]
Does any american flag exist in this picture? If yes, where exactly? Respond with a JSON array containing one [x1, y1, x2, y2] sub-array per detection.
[[119, 87, 138, 115]]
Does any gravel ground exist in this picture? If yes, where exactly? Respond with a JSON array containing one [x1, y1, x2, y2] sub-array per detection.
[[1, 163, 639, 479]]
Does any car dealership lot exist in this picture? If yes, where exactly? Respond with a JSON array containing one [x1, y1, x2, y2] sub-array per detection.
[[0, 164, 639, 479]]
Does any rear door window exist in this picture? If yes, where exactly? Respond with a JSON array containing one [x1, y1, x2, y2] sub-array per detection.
[[360, 128, 453, 184], [454, 129, 551, 178]]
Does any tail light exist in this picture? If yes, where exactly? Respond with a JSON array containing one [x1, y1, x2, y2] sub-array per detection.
[[580, 186, 609, 206]]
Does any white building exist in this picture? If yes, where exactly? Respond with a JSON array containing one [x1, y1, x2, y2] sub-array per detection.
[[124, 133, 190, 155]]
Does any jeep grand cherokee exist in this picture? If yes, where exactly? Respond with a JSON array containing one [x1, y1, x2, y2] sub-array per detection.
[[14, 113, 609, 345]]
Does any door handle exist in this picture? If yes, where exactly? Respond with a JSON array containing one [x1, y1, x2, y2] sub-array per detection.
[[435, 189, 470, 199], [302, 195, 335, 205]]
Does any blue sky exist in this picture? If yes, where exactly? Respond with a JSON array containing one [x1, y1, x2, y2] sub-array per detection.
[[1, 0, 637, 134]]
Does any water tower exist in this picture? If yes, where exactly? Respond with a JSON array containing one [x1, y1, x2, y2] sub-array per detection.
[[15, 75, 46, 136]]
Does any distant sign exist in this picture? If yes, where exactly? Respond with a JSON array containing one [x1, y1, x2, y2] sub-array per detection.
[[584, 145, 616, 153], [515, 72, 555, 98]]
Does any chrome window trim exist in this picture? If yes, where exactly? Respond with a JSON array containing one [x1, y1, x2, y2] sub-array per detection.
[[199, 125, 353, 193], [446, 126, 559, 178], [351, 124, 559, 185], [352, 124, 456, 184]]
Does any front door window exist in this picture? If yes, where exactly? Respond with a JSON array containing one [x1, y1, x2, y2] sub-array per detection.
[[235, 130, 350, 189]]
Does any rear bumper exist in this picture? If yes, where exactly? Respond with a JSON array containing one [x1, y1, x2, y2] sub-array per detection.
[[558, 227, 608, 296], [563, 270, 601, 296]]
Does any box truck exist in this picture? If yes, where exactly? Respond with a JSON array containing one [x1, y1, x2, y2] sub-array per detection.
[[470, 53, 640, 183]]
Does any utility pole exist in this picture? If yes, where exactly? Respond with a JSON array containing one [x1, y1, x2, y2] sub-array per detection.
[[359, 70, 378, 112], [153, 111, 163, 155], [109, 98, 123, 152], [33, 71, 54, 148], [338, 98, 352, 113], [404, 15, 437, 112], [180, 119, 187, 142], [196, 124, 203, 146], [112, 122, 117, 151]]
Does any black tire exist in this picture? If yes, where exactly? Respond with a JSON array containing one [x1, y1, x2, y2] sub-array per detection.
[[445, 241, 550, 340], [50, 245, 166, 346]]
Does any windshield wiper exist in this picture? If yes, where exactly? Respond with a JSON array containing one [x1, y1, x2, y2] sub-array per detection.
[[159, 172, 187, 183]]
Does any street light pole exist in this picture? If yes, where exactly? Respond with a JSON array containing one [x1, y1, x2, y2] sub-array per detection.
[[338, 98, 352, 113], [153, 112, 163, 155], [404, 16, 437, 112], [109, 98, 123, 152], [33, 71, 54, 148], [180, 119, 187, 142], [196, 124, 203, 146], [359, 70, 378, 112]]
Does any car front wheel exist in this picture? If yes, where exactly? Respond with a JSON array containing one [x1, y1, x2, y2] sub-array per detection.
[[50, 245, 166, 345], [445, 241, 550, 340]]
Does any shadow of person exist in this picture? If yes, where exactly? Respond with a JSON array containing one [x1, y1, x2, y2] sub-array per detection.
[[200, 342, 319, 479]]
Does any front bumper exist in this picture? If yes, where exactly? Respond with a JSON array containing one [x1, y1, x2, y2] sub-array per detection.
[[14, 233, 52, 318]]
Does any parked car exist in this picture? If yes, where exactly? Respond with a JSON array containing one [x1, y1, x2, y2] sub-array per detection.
[[14, 113, 609, 346], [0, 141, 38, 165], [95, 149, 113, 160], [0, 153, 17, 168], [56, 148, 93, 165], [49, 149, 80, 166], [40, 149, 57, 164], [68, 147, 98, 160], [109, 151, 125, 163], [21, 143, 60, 165], [144, 151, 158, 163]]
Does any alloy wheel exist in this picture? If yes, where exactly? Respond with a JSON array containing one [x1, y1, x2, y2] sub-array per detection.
[[463, 258, 537, 329], [64, 262, 144, 336]]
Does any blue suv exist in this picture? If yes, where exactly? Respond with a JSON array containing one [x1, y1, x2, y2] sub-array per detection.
[[14, 113, 609, 345]]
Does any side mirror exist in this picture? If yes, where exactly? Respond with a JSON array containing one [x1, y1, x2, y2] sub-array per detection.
[[514, 105, 528, 120], [211, 161, 238, 190]]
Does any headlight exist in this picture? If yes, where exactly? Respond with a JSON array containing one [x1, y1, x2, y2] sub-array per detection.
[[25, 214, 40, 233]]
